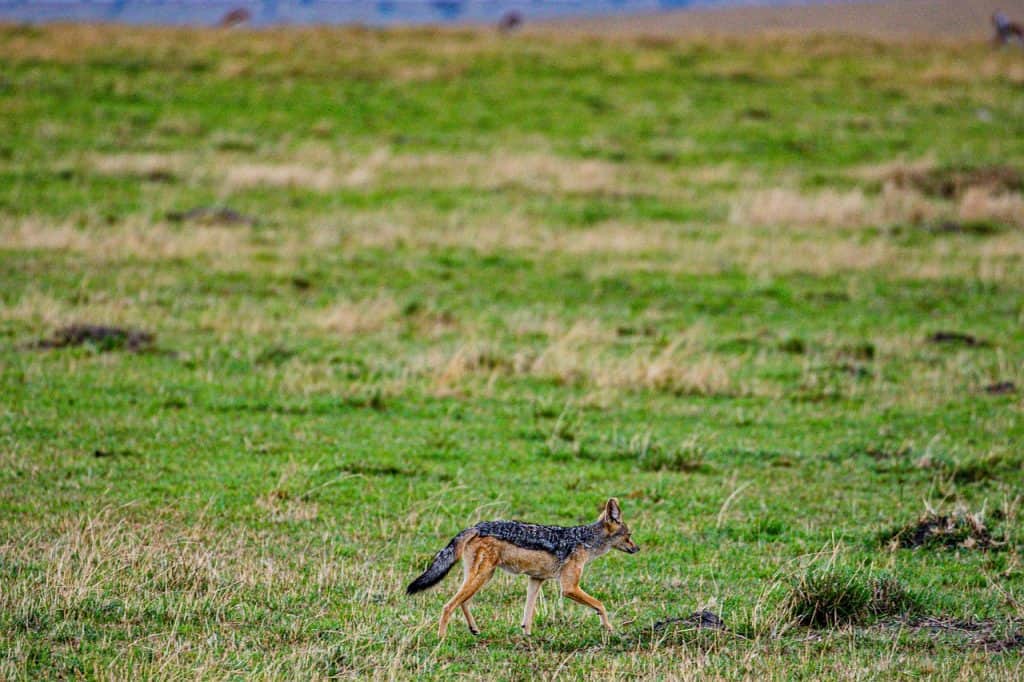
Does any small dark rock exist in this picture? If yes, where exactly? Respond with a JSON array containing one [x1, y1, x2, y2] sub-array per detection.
[[144, 169, 176, 183], [985, 381, 1017, 395], [166, 206, 256, 226], [927, 331, 990, 347], [653, 610, 726, 631], [741, 107, 772, 120], [93, 449, 135, 458], [33, 324, 155, 353]]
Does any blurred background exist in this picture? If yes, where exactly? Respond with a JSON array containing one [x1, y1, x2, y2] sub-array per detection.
[[1, 0, 1022, 36]]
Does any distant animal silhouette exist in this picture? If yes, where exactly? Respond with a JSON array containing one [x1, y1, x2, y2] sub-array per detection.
[[498, 10, 523, 34], [992, 11, 1024, 45], [219, 7, 252, 28]]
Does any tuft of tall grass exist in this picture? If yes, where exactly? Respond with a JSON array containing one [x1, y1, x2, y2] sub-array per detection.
[[785, 567, 925, 628]]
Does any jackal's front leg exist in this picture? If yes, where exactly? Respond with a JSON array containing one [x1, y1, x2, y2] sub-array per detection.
[[559, 562, 612, 631]]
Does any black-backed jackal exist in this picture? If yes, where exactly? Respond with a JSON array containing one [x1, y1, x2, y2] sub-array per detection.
[[406, 498, 639, 637]]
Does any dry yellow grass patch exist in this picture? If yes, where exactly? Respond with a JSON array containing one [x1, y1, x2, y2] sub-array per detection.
[[0, 290, 79, 329], [0, 287, 177, 336], [315, 296, 401, 337], [15, 513, 227, 606], [2, 217, 250, 262], [342, 147, 393, 187], [223, 162, 337, 192], [730, 188, 871, 228], [423, 323, 735, 397], [256, 490, 320, 523], [681, 163, 762, 186], [428, 343, 511, 396], [333, 149, 629, 195], [506, 314, 612, 341], [608, 340, 734, 396], [958, 188, 1024, 228], [459, 152, 623, 194], [557, 221, 683, 255], [89, 152, 191, 180], [918, 53, 1024, 86], [850, 157, 936, 186], [729, 186, 941, 229], [196, 299, 301, 339], [0, 509, 367, 608], [312, 210, 684, 256]]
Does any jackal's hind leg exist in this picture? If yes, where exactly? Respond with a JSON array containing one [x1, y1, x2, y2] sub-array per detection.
[[438, 551, 496, 638], [521, 578, 543, 635], [460, 603, 480, 635]]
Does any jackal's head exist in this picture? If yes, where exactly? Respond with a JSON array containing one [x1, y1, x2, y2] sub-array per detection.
[[599, 498, 639, 554]]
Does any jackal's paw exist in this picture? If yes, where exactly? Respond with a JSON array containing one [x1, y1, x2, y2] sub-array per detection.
[[469, 627, 481, 636]]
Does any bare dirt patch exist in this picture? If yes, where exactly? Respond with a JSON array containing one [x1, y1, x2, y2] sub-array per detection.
[[887, 165, 1023, 200], [30, 324, 155, 353], [978, 632, 1024, 652], [653, 610, 727, 632], [166, 206, 257, 226], [927, 331, 991, 347], [885, 509, 1001, 551], [894, 617, 1024, 653]]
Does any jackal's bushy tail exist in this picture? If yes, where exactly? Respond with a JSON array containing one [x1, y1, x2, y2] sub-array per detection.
[[406, 531, 467, 594]]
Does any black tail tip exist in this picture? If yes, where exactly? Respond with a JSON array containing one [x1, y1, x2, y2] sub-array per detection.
[[406, 577, 430, 595]]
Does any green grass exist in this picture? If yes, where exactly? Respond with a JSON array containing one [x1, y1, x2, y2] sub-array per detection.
[[1, 23, 1023, 679]]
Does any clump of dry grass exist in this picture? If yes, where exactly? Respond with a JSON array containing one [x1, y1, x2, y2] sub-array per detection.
[[958, 188, 1024, 228], [851, 157, 937, 185], [729, 185, 940, 229], [730, 188, 868, 228], [430, 343, 512, 396], [884, 505, 1001, 551], [256, 490, 320, 523], [315, 296, 401, 337], [89, 152, 190, 181], [608, 341, 734, 396], [731, 178, 1024, 234], [1, 217, 251, 262], [223, 162, 337, 191], [403, 151, 625, 195], [420, 324, 735, 397]]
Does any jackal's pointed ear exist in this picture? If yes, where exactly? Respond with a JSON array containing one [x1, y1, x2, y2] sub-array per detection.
[[602, 497, 622, 524]]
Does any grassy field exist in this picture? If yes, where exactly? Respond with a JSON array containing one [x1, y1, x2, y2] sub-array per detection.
[[1, 23, 1023, 679]]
